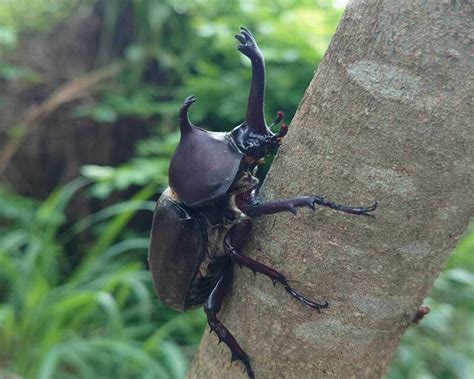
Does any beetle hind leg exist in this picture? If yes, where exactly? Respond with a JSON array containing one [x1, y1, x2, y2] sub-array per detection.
[[229, 245, 328, 313], [204, 266, 255, 379], [225, 223, 328, 313]]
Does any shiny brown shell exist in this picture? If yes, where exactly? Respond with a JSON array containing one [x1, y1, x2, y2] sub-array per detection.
[[148, 188, 206, 311]]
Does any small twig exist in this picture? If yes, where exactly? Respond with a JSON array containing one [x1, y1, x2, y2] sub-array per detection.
[[412, 306, 430, 324]]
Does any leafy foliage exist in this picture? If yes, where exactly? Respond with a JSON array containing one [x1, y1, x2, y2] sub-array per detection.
[[81, 132, 179, 198]]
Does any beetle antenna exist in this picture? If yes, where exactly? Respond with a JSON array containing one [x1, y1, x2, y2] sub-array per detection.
[[179, 95, 197, 134], [269, 111, 284, 129]]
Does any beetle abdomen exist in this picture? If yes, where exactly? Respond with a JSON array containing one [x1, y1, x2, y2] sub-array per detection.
[[148, 188, 206, 311]]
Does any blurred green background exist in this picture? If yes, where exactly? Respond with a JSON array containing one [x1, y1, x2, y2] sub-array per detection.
[[0, 1, 472, 378]]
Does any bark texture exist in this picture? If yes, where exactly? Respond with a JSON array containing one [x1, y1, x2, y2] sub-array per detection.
[[0, 5, 146, 199], [190, 1, 473, 378]]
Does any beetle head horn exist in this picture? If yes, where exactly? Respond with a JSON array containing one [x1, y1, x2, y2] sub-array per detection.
[[179, 95, 198, 134]]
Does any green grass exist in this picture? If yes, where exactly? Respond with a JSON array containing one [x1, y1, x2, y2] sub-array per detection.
[[0, 181, 206, 379]]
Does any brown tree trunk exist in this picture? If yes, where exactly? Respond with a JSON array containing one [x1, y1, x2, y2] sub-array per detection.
[[0, 5, 147, 200], [189, 1, 473, 378]]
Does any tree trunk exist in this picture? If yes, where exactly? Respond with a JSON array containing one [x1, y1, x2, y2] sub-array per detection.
[[189, 1, 473, 378]]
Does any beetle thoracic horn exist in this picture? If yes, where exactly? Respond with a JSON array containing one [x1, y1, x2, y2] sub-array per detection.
[[179, 95, 198, 134]]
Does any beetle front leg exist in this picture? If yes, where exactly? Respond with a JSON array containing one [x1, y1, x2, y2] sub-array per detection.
[[238, 191, 377, 218], [204, 265, 255, 379], [225, 223, 328, 313]]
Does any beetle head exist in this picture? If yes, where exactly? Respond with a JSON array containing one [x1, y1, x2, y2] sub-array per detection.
[[230, 116, 288, 161]]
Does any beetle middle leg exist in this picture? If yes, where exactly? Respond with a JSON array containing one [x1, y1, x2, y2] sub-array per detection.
[[204, 265, 255, 379], [225, 221, 328, 312]]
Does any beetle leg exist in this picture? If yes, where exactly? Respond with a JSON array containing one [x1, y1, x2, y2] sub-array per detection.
[[225, 226, 328, 313], [204, 266, 255, 379], [230, 247, 328, 313], [239, 193, 377, 218]]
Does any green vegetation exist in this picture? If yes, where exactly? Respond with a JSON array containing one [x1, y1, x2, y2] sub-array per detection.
[[0, 1, 472, 378], [0, 180, 205, 378], [387, 232, 474, 379]]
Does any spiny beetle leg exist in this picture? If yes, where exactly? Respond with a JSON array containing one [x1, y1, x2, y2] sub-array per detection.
[[225, 232, 328, 312], [240, 195, 377, 218], [310, 196, 377, 215], [204, 266, 255, 379]]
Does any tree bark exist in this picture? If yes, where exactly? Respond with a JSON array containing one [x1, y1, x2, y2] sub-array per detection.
[[189, 1, 473, 378]]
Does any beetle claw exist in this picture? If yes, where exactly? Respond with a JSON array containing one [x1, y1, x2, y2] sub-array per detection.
[[366, 201, 378, 213]]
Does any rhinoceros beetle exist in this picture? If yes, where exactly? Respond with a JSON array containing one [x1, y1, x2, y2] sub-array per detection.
[[148, 27, 376, 378]]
